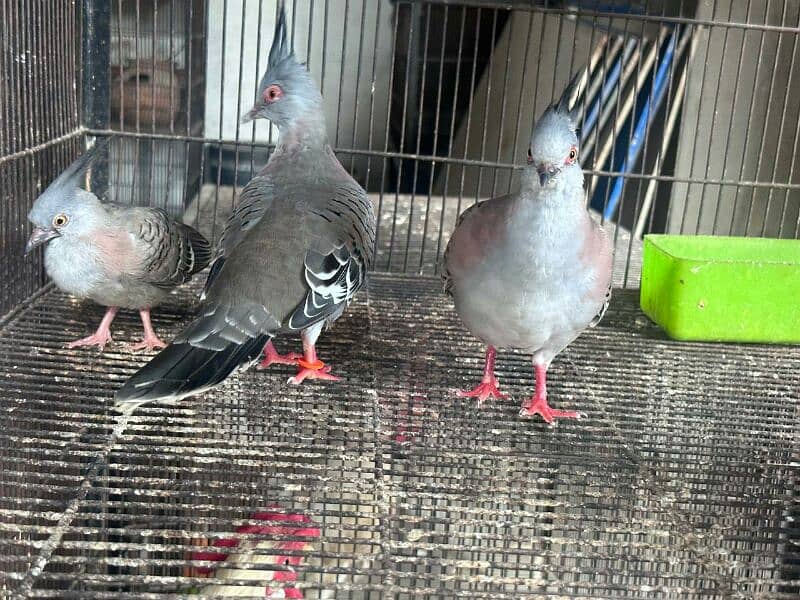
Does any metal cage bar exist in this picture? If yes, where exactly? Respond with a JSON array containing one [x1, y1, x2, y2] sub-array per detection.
[[67, 0, 800, 286], [1, 1, 799, 598]]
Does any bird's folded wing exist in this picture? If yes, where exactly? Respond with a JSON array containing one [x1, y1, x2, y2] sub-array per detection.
[[586, 220, 613, 328], [288, 184, 375, 331], [123, 206, 212, 288], [203, 176, 275, 296], [441, 198, 494, 296], [589, 284, 612, 327], [175, 301, 280, 351]]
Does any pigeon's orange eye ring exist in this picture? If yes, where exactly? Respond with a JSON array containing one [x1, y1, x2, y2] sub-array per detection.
[[52, 214, 68, 227], [263, 84, 283, 103]]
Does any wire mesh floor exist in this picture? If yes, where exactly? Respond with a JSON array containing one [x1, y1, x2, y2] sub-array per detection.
[[0, 274, 798, 599]]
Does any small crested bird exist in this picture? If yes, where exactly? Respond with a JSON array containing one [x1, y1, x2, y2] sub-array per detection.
[[442, 69, 612, 424], [25, 139, 211, 352], [115, 2, 375, 403]]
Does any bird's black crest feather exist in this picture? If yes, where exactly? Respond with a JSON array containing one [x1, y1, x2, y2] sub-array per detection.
[[268, 1, 291, 67], [551, 67, 586, 129], [47, 137, 111, 194]]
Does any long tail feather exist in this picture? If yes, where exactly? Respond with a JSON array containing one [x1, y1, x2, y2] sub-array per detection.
[[115, 334, 269, 403]]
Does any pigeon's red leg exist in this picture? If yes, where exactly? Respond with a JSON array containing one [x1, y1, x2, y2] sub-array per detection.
[[257, 340, 303, 370], [129, 308, 167, 352], [288, 343, 340, 384], [520, 362, 580, 423], [288, 325, 340, 384], [457, 346, 508, 404], [66, 306, 118, 351]]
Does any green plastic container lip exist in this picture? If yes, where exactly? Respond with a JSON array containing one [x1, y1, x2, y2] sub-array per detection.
[[640, 235, 800, 344], [645, 234, 800, 265]]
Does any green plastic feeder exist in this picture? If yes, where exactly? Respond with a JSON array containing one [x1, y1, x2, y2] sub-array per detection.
[[640, 235, 800, 343]]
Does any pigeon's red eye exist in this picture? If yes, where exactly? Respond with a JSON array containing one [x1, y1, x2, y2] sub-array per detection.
[[567, 147, 578, 163], [53, 214, 68, 227], [264, 84, 283, 103]]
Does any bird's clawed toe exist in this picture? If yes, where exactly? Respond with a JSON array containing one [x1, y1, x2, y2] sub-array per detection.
[[287, 360, 341, 385], [128, 335, 167, 353], [519, 395, 581, 424], [65, 332, 113, 352], [456, 378, 508, 404], [257, 341, 303, 369]]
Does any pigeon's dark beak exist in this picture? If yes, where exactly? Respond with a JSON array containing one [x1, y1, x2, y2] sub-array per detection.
[[240, 105, 259, 124], [25, 226, 60, 255], [537, 163, 560, 187]]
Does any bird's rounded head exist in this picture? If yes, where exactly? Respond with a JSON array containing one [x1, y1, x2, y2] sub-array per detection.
[[526, 69, 585, 188], [25, 142, 107, 255], [240, 1, 325, 139], [26, 188, 104, 255]]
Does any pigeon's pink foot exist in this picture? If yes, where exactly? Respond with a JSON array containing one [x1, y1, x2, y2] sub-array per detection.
[[458, 345, 506, 404], [519, 362, 580, 424], [287, 339, 340, 385], [65, 307, 118, 351], [457, 378, 507, 404], [128, 333, 167, 352], [65, 331, 113, 351], [257, 340, 303, 369], [520, 395, 580, 423], [127, 308, 166, 352], [288, 358, 340, 385]]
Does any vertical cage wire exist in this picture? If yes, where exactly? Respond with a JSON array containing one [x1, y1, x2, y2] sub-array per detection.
[[5, 0, 800, 305], [0, 2, 799, 599], [83, 0, 800, 293], [0, 0, 82, 317]]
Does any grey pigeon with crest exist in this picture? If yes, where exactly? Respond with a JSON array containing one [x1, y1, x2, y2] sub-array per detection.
[[25, 139, 211, 352], [442, 69, 612, 424], [115, 1, 375, 403]]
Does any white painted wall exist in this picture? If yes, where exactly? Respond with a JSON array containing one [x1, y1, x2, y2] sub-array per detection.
[[204, 0, 395, 183], [669, 0, 800, 236]]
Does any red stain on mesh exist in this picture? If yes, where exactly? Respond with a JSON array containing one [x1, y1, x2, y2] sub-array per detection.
[[393, 394, 425, 443], [189, 506, 321, 597]]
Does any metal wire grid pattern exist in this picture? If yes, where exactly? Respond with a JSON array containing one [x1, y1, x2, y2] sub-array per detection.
[[4, 2, 800, 294], [0, 1, 799, 598], [105, 0, 207, 214], [77, 0, 800, 288], [0, 0, 82, 316], [0, 275, 797, 598]]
